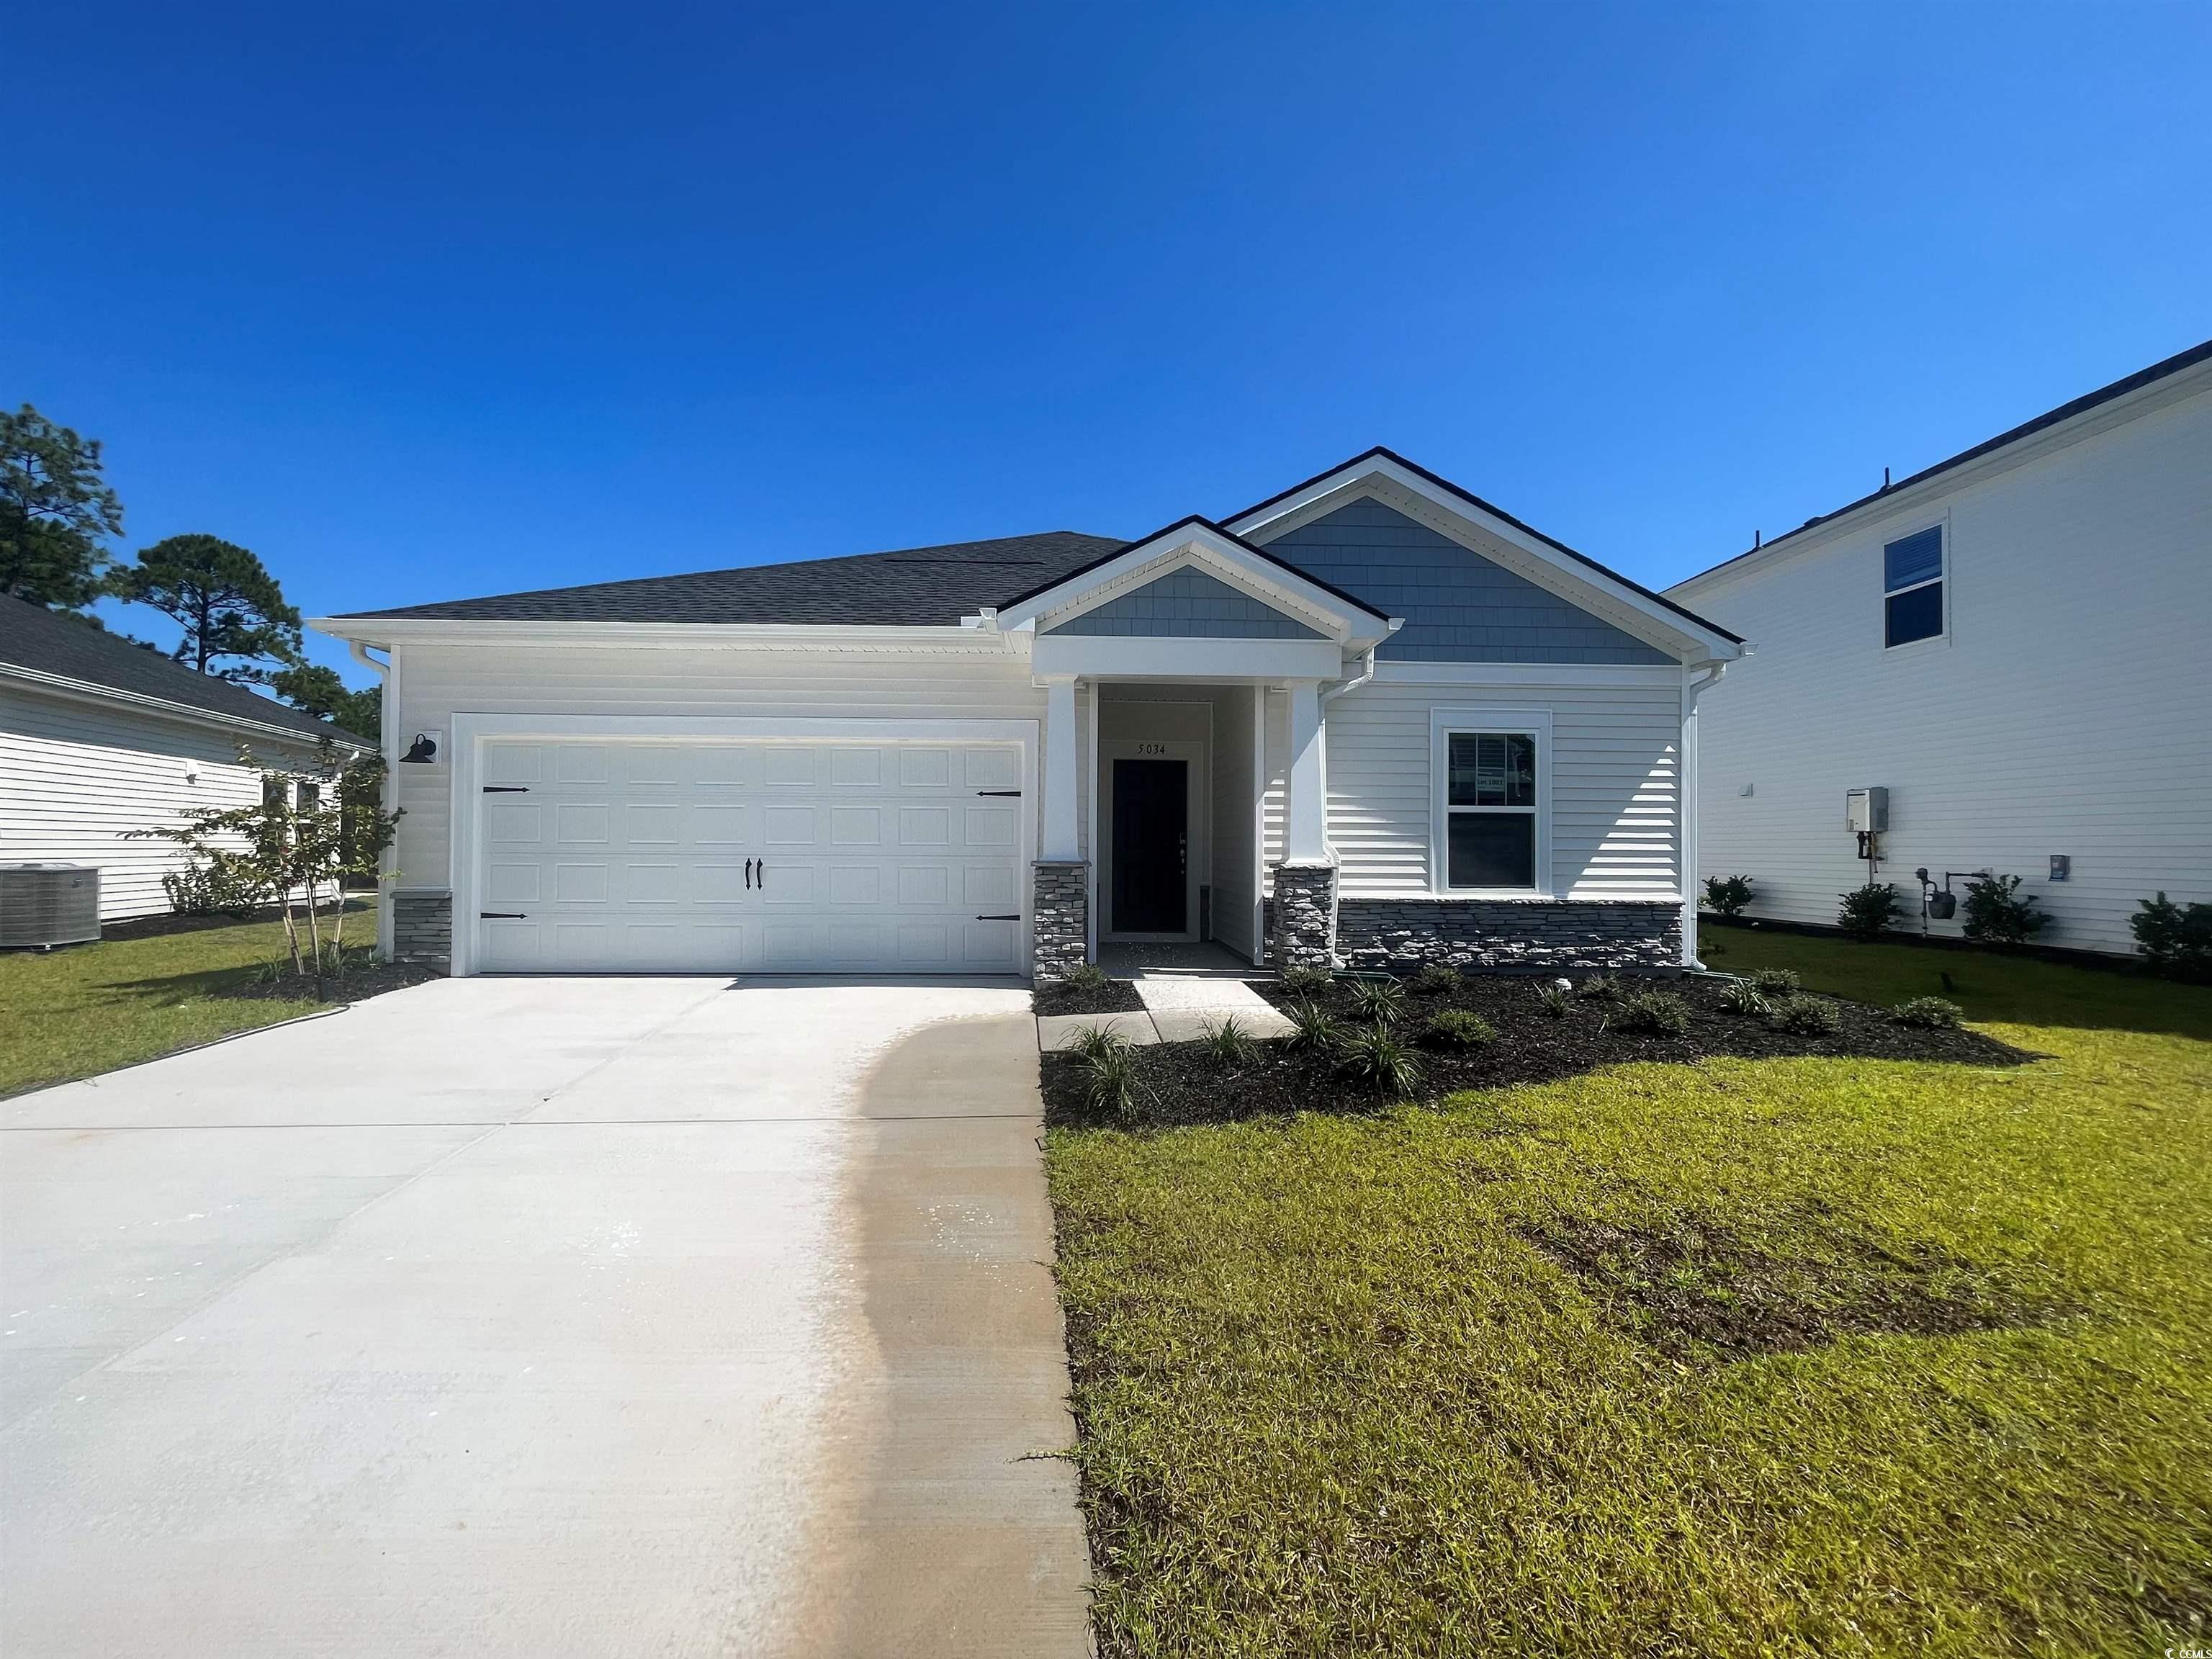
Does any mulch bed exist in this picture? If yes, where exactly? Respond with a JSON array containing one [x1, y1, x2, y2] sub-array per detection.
[[224, 958, 443, 1007], [1033, 976, 1147, 1017], [90, 897, 379, 945], [1040, 971, 2035, 1129]]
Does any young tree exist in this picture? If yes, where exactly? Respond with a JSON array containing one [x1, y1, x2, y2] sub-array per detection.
[[127, 741, 400, 996], [0, 403, 125, 611], [271, 662, 382, 740], [111, 534, 302, 683]]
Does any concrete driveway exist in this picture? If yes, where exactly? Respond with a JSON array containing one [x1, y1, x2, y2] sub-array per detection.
[[1, 977, 1089, 1658]]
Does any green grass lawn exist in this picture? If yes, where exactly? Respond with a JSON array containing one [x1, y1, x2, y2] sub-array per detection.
[[1047, 934, 2212, 1656], [0, 903, 375, 1097]]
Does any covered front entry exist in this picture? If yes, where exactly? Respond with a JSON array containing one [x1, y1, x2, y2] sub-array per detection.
[[1092, 685, 1263, 957], [461, 724, 1031, 975]]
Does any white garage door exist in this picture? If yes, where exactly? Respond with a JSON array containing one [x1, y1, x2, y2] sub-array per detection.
[[472, 737, 1025, 974]]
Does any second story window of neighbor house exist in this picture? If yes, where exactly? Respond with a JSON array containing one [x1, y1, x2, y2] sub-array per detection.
[[1883, 525, 1946, 647]]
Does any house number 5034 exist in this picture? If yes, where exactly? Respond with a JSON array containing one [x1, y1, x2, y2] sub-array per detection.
[[1136, 742, 1168, 755]]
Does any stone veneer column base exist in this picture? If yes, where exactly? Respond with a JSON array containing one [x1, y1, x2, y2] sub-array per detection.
[[1269, 862, 1339, 972], [1335, 897, 1682, 975], [391, 890, 454, 971], [1032, 860, 1089, 983]]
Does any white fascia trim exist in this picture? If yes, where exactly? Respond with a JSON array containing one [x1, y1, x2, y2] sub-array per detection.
[[310, 617, 1018, 655], [0, 661, 372, 752], [446, 712, 1040, 979], [1226, 459, 1745, 663], [1030, 632, 1346, 682], [995, 525, 1390, 647], [1668, 356, 2212, 599], [1373, 661, 1683, 688]]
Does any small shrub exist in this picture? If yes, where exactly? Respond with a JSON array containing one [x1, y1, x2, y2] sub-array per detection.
[[1411, 961, 1463, 994], [1058, 962, 1109, 994], [1719, 979, 1771, 1017], [161, 855, 266, 917], [1064, 1023, 1129, 1064], [1837, 882, 1901, 940], [1771, 995, 1842, 1036], [1422, 1008, 1496, 1049], [1282, 998, 1342, 1056], [1199, 1016, 1258, 1069], [1336, 1022, 1426, 1098], [1702, 874, 1755, 917], [2131, 891, 2212, 981], [1347, 978, 1406, 1025], [1578, 973, 1622, 1002], [1608, 990, 1691, 1036], [1892, 996, 1964, 1029], [1749, 966, 1801, 996], [1960, 873, 2048, 945], [1279, 964, 1334, 994], [1534, 982, 1573, 1019], [1076, 1042, 1146, 1119]]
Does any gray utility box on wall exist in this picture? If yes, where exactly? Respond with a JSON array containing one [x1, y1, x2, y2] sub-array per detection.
[[0, 863, 102, 949], [1844, 787, 1890, 834]]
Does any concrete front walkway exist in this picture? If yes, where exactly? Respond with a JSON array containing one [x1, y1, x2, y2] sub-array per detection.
[[1, 977, 1089, 1659]]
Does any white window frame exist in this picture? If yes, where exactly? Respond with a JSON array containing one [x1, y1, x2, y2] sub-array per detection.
[[1881, 518, 1949, 652], [1428, 707, 1552, 898]]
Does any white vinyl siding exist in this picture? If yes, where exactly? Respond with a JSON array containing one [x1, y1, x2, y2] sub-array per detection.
[[1323, 677, 1681, 900], [390, 642, 1055, 896], [0, 686, 326, 920], [1675, 373, 2212, 956]]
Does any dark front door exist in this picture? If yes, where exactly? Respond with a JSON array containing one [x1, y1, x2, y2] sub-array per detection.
[[1111, 758, 1187, 934]]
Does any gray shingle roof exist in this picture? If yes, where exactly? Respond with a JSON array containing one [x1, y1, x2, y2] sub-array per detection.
[[0, 594, 369, 745], [335, 531, 1129, 626]]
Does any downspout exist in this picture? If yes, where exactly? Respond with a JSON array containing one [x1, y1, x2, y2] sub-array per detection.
[[1313, 621, 1398, 863], [1680, 660, 1727, 971], [348, 639, 398, 962]]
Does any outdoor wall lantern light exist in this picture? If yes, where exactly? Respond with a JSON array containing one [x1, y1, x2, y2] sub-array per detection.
[[401, 732, 439, 765]]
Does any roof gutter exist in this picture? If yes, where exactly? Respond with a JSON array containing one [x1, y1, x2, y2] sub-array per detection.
[[0, 660, 371, 752]]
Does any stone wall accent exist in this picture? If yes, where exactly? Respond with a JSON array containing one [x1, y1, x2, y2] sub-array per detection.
[[1032, 860, 1089, 983], [1269, 862, 1338, 971], [391, 890, 454, 970], [1336, 897, 1681, 975]]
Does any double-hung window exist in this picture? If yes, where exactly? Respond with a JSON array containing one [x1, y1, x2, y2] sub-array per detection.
[[1439, 724, 1541, 891], [1883, 525, 1945, 647]]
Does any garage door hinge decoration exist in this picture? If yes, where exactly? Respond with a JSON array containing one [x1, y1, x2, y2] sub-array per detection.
[[481, 911, 527, 920], [482, 786, 529, 793], [976, 789, 1021, 797]]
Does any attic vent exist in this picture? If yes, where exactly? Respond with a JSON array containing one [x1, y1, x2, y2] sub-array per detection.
[[0, 863, 101, 949]]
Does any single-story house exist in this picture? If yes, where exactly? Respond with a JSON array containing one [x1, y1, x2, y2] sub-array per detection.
[[1667, 336, 2212, 956], [314, 449, 1746, 981], [0, 593, 372, 922]]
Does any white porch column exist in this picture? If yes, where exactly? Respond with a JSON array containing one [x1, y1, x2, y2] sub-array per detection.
[[1285, 677, 1327, 863], [1040, 675, 1080, 860], [1680, 663, 1725, 968]]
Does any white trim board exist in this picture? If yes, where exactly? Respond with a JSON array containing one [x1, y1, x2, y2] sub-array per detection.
[[446, 713, 1038, 978]]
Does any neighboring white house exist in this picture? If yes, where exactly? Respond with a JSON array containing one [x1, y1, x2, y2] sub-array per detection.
[[313, 449, 1746, 981], [0, 595, 372, 922], [1666, 337, 2212, 957]]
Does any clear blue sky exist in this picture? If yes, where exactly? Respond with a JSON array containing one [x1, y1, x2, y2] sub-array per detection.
[[8, 2, 2208, 690]]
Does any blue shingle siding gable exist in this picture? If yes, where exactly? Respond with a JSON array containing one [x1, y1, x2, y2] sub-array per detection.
[[1260, 499, 1674, 664], [1043, 566, 1325, 639]]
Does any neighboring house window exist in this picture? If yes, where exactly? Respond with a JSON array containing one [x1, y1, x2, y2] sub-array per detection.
[[1443, 729, 1538, 889], [1883, 526, 1945, 647], [295, 781, 320, 811], [263, 777, 287, 809]]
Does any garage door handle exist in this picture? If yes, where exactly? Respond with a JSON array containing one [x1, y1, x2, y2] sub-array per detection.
[[745, 858, 754, 889], [976, 789, 1021, 797], [480, 911, 527, 920], [976, 913, 1019, 921]]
